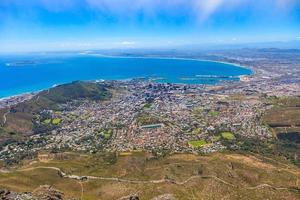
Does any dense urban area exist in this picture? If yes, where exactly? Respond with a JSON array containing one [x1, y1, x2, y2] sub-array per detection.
[[0, 48, 300, 200]]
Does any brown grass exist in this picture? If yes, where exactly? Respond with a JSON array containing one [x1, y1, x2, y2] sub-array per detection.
[[0, 152, 299, 200]]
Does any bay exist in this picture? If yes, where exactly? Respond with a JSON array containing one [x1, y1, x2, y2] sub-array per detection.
[[0, 54, 252, 98]]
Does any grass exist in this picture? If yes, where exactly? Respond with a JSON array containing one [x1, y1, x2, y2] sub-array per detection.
[[43, 119, 51, 124], [184, 128, 201, 135], [263, 97, 300, 141], [213, 135, 221, 141], [0, 152, 299, 200], [43, 118, 61, 125], [191, 128, 201, 135], [264, 108, 300, 127], [221, 132, 236, 140], [103, 129, 112, 139], [136, 113, 161, 126], [188, 140, 207, 148], [208, 110, 219, 117], [0, 169, 81, 198], [119, 152, 133, 156], [192, 107, 203, 115], [143, 103, 152, 109], [52, 118, 61, 125]]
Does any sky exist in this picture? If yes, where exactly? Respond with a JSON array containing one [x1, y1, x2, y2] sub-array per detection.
[[0, 0, 300, 52]]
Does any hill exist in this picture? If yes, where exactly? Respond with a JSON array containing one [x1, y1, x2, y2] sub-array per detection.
[[0, 152, 299, 200], [0, 81, 112, 148]]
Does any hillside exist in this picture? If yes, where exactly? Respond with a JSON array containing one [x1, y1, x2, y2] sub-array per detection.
[[0, 152, 299, 200], [0, 81, 112, 147]]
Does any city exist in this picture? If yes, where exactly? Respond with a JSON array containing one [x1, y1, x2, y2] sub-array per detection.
[[1, 0, 300, 199]]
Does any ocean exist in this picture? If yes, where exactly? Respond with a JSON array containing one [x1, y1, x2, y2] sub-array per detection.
[[0, 54, 252, 98]]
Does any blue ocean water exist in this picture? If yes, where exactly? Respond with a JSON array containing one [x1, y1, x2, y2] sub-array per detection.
[[0, 54, 252, 98]]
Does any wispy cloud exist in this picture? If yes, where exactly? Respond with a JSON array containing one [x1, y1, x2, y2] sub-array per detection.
[[84, 0, 186, 16], [2, 0, 299, 22], [193, 0, 225, 22], [120, 41, 136, 46], [1, 0, 299, 52], [84, 0, 246, 22]]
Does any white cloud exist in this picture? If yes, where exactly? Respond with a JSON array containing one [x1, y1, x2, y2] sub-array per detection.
[[121, 41, 135, 45], [119, 41, 136, 47], [193, 0, 224, 21], [4, 0, 298, 22]]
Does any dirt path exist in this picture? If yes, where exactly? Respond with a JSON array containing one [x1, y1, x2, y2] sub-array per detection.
[[78, 181, 84, 200], [17, 166, 232, 186], [249, 153, 300, 176], [247, 184, 291, 190], [14, 166, 295, 191], [2, 109, 10, 125]]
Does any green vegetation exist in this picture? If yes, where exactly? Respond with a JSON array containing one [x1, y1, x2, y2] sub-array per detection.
[[208, 110, 219, 117], [188, 140, 207, 148], [263, 96, 300, 143], [191, 128, 201, 135], [192, 107, 203, 115], [0, 81, 113, 147], [264, 107, 300, 128], [184, 128, 201, 135], [136, 113, 161, 126], [43, 119, 51, 124], [237, 137, 300, 167], [221, 132, 235, 140], [212, 135, 221, 141], [52, 118, 61, 125], [266, 96, 300, 107], [39, 81, 112, 105], [103, 129, 112, 139], [264, 96, 300, 130], [143, 103, 152, 109], [258, 96, 300, 166]]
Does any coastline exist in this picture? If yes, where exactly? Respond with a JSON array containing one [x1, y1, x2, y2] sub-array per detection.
[[0, 55, 254, 101], [87, 53, 255, 83], [86, 53, 254, 73], [0, 92, 35, 109], [0, 83, 61, 107], [0, 93, 34, 101]]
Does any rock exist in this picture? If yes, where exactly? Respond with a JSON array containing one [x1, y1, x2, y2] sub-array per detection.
[[0, 188, 36, 200], [129, 195, 139, 200], [0, 186, 65, 200], [32, 185, 64, 200], [0, 188, 18, 200]]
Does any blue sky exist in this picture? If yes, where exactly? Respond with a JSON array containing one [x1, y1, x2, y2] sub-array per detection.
[[0, 0, 300, 52]]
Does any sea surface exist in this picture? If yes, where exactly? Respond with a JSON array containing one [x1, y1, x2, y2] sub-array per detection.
[[0, 54, 252, 98]]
